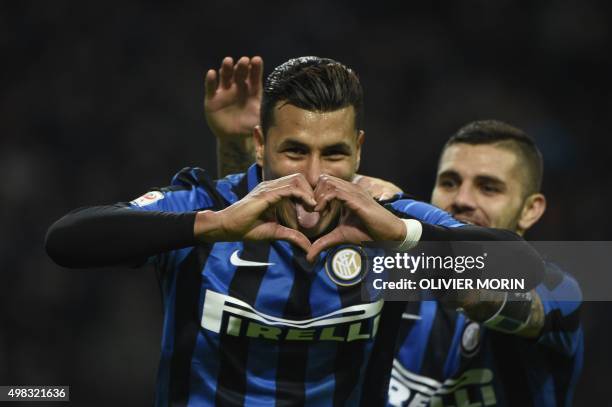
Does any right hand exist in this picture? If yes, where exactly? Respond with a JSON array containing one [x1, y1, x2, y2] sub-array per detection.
[[194, 174, 314, 252], [204, 56, 263, 139]]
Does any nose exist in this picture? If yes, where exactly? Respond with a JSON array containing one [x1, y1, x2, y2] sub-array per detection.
[[450, 183, 477, 214], [304, 156, 322, 188]]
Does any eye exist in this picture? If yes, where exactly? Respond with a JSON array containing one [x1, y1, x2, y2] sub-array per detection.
[[283, 147, 307, 158], [438, 178, 457, 189], [480, 184, 501, 194], [323, 150, 349, 161]]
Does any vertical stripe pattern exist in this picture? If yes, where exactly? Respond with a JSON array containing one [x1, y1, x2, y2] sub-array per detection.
[[214, 241, 272, 406]]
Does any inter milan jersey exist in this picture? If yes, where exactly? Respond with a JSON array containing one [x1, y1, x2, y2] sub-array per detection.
[[126, 164, 464, 407], [388, 263, 582, 407]]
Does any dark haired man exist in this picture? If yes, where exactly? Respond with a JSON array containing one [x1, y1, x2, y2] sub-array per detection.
[[46, 57, 542, 406], [205, 58, 581, 406], [388, 121, 582, 407]]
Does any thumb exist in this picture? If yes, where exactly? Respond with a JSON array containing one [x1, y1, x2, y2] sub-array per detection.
[[271, 224, 312, 253], [307, 228, 346, 263]]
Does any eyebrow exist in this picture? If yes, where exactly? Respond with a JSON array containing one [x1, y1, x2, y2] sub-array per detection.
[[474, 174, 506, 187], [438, 170, 506, 187], [437, 170, 461, 181], [277, 138, 352, 154], [277, 139, 309, 151], [322, 143, 352, 155]]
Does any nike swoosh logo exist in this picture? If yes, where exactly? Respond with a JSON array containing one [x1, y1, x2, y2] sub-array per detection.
[[230, 250, 274, 267]]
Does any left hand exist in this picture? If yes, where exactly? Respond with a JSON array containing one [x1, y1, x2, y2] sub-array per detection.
[[306, 175, 407, 262], [353, 174, 403, 200], [204, 56, 263, 139]]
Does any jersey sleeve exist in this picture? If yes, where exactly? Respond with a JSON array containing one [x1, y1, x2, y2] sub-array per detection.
[[125, 167, 222, 213], [122, 167, 225, 270], [535, 262, 583, 357], [45, 167, 225, 270], [384, 197, 464, 228]]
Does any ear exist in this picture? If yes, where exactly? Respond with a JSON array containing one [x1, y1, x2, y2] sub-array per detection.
[[354, 130, 365, 172], [254, 125, 265, 167], [517, 193, 546, 234]]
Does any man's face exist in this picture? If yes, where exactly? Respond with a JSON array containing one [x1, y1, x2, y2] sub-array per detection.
[[432, 143, 528, 232], [255, 104, 363, 238]]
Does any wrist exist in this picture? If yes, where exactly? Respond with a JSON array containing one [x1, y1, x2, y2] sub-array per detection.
[[216, 136, 255, 154], [389, 218, 406, 241], [480, 291, 535, 334], [459, 290, 506, 321], [396, 219, 422, 251], [194, 210, 225, 243], [214, 129, 253, 141]]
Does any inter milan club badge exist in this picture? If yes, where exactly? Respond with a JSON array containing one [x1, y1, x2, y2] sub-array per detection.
[[325, 246, 368, 286]]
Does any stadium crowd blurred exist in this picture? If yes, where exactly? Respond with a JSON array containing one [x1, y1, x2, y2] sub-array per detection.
[[1, 1, 610, 405]]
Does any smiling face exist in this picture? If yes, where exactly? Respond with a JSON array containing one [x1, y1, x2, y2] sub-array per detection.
[[432, 143, 544, 233], [254, 103, 364, 238]]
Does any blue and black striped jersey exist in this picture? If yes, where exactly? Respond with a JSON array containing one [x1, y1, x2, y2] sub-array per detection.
[[127, 164, 464, 407], [388, 263, 582, 407]]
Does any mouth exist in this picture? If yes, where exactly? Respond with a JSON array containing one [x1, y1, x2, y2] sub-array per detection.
[[294, 201, 321, 230], [453, 215, 486, 227]]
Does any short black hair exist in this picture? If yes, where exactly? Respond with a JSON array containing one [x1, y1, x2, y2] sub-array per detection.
[[443, 120, 544, 195], [260, 56, 363, 135]]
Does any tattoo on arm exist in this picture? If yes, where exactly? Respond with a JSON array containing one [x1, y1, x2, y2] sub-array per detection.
[[217, 136, 256, 178]]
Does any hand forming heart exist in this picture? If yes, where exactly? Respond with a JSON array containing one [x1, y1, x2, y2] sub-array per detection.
[[305, 174, 406, 262], [194, 173, 407, 263]]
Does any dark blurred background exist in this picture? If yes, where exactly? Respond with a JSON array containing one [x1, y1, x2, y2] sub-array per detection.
[[2, 1, 611, 405]]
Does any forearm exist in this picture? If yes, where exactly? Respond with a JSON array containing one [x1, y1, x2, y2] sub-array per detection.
[[45, 205, 197, 268], [419, 223, 545, 290], [216, 136, 255, 178], [420, 222, 523, 242]]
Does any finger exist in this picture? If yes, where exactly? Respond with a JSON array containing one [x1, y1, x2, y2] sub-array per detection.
[[265, 184, 317, 209], [314, 174, 353, 196], [219, 56, 233, 89], [307, 228, 345, 263], [314, 176, 345, 211], [272, 174, 316, 208], [288, 174, 317, 209], [367, 186, 385, 200], [249, 56, 264, 95], [273, 224, 311, 253], [234, 56, 250, 89], [313, 173, 334, 210], [378, 193, 395, 201], [357, 176, 403, 198], [314, 175, 371, 213], [204, 69, 217, 100], [313, 190, 337, 212]]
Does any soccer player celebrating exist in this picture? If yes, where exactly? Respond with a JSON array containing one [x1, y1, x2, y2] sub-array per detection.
[[204, 57, 582, 406], [388, 122, 582, 407], [46, 57, 542, 406]]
